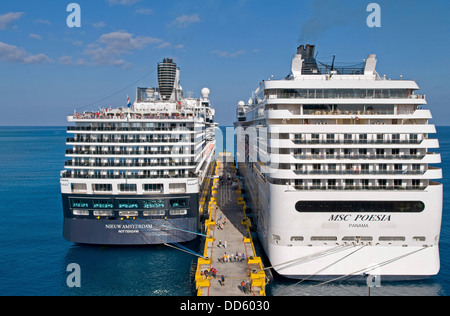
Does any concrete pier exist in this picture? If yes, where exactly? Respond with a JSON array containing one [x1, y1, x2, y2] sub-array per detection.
[[195, 153, 266, 296]]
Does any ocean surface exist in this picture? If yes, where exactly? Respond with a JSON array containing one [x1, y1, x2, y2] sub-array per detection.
[[0, 126, 449, 296]]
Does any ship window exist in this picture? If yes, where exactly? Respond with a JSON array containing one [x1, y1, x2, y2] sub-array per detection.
[[72, 210, 89, 216], [119, 184, 137, 192], [342, 236, 373, 242], [70, 199, 89, 208], [170, 199, 188, 208], [143, 199, 165, 209], [93, 210, 114, 217], [118, 200, 139, 209], [169, 209, 188, 216], [311, 236, 337, 241], [144, 184, 164, 193], [93, 184, 112, 192], [119, 211, 138, 217], [71, 183, 87, 193], [295, 201, 425, 213], [93, 200, 114, 209], [379, 236, 406, 242], [143, 210, 166, 217]]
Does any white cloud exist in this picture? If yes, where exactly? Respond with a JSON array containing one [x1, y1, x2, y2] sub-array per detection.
[[172, 14, 200, 28], [59, 56, 86, 66], [29, 33, 43, 40], [59, 56, 74, 65], [84, 31, 163, 67], [211, 49, 246, 58], [157, 42, 171, 49], [34, 19, 51, 26], [0, 41, 52, 64], [107, 0, 140, 5], [135, 8, 153, 15], [0, 12, 24, 30], [93, 21, 106, 28]]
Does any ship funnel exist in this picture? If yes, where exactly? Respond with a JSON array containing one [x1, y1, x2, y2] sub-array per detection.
[[158, 58, 178, 101]]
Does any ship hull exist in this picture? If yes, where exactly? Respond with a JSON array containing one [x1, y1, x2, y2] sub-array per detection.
[[239, 161, 443, 281], [62, 193, 199, 245]]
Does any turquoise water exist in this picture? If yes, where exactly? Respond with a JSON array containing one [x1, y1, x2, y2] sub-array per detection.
[[0, 126, 448, 296]]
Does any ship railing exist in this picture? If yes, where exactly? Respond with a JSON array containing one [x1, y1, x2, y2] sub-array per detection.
[[65, 161, 197, 168], [66, 149, 195, 155], [292, 154, 426, 160], [67, 126, 195, 132], [293, 185, 428, 191], [302, 109, 395, 115], [293, 170, 425, 175], [61, 172, 196, 179], [292, 139, 422, 145], [70, 113, 197, 120], [67, 138, 189, 144]]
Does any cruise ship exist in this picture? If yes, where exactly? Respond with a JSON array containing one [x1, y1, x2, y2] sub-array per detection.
[[235, 45, 443, 281], [61, 58, 216, 245]]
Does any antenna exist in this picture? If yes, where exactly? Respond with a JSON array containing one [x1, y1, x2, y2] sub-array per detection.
[[331, 55, 336, 72]]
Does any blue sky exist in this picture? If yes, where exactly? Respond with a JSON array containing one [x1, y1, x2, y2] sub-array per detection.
[[0, 0, 449, 126]]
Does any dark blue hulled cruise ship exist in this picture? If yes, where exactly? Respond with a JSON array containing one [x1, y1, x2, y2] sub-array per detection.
[[61, 59, 216, 245]]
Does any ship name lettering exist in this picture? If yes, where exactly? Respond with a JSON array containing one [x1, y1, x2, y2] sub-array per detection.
[[328, 214, 391, 222], [328, 214, 351, 222], [354, 214, 391, 222]]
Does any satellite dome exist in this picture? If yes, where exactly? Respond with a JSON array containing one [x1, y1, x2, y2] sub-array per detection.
[[201, 87, 210, 98], [238, 101, 245, 107]]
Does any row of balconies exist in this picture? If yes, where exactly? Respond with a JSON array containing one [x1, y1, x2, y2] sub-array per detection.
[[66, 137, 192, 144], [67, 126, 196, 132], [64, 161, 196, 169], [61, 170, 195, 179], [293, 185, 428, 191], [291, 154, 427, 160], [291, 139, 422, 145], [66, 149, 195, 156], [266, 166, 442, 179], [292, 169, 425, 176], [266, 109, 431, 119]]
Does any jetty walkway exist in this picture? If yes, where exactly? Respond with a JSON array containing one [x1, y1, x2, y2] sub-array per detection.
[[195, 153, 266, 296]]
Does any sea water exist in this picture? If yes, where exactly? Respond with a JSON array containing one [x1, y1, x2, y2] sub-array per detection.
[[0, 126, 448, 296]]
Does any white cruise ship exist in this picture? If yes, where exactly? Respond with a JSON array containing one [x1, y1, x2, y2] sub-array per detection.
[[61, 58, 217, 245], [235, 45, 443, 281]]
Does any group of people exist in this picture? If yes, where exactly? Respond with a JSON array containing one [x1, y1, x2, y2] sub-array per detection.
[[218, 251, 246, 264], [240, 280, 252, 294], [200, 267, 218, 279], [219, 174, 234, 186], [217, 240, 227, 248], [200, 268, 227, 287], [216, 214, 227, 230]]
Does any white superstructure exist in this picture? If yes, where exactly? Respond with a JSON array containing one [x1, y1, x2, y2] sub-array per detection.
[[235, 45, 443, 280]]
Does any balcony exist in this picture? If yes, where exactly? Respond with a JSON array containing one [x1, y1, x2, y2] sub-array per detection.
[[293, 185, 428, 191], [292, 154, 426, 161], [292, 139, 422, 145], [67, 137, 191, 144], [61, 171, 195, 179], [66, 149, 195, 156], [67, 126, 195, 132], [64, 161, 196, 169], [292, 169, 425, 176]]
